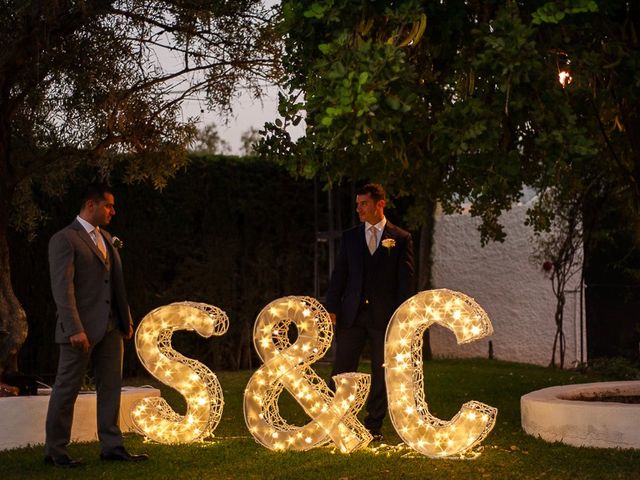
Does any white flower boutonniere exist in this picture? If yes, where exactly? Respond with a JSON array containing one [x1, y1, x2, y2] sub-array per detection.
[[111, 236, 124, 249], [381, 238, 396, 253]]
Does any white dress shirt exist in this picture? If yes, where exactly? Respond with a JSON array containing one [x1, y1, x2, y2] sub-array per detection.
[[365, 217, 386, 250], [76, 215, 107, 256]]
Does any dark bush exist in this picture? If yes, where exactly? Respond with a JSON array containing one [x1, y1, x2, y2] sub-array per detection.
[[11, 155, 316, 378]]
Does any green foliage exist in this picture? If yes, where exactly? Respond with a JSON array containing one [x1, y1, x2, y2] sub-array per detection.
[[303, 0, 334, 20], [261, 0, 640, 252], [586, 357, 640, 380], [240, 127, 261, 156], [532, 0, 599, 25], [189, 124, 231, 155], [258, 1, 640, 370]]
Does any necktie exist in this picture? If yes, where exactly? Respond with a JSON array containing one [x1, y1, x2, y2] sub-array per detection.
[[94, 228, 107, 259], [368, 226, 378, 255]]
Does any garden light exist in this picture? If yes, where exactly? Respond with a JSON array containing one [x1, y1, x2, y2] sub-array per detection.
[[385, 289, 497, 458], [244, 296, 372, 452], [132, 302, 228, 444]]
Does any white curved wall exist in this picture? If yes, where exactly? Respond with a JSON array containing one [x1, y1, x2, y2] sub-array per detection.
[[430, 203, 585, 367]]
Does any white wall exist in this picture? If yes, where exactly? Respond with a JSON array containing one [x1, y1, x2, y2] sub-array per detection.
[[430, 203, 585, 367]]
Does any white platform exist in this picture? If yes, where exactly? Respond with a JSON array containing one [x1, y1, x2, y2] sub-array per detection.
[[521, 381, 640, 449], [0, 386, 160, 451]]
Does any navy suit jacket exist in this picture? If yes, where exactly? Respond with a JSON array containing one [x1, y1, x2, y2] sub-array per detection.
[[325, 221, 415, 330]]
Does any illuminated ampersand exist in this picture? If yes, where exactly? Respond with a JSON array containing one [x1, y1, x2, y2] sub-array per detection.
[[132, 302, 228, 444], [385, 289, 497, 458], [244, 296, 372, 452]]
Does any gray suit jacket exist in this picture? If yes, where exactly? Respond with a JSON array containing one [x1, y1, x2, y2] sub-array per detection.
[[48, 219, 133, 344]]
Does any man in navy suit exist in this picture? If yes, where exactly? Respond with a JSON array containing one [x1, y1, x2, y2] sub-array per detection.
[[326, 184, 415, 440]]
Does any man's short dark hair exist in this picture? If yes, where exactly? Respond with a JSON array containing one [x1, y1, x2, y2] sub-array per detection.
[[81, 183, 112, 209], [357, 183, 386, 203]]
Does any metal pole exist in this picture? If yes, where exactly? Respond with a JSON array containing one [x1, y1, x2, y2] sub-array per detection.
[[313, 178, 319, 299], [328, 187, 335, 280]]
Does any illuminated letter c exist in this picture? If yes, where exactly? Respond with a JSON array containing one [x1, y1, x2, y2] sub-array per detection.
[[385, 289, 497, 458]]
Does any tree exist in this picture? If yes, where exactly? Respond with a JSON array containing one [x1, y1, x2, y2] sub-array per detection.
[[0, 0, 277, 376], [190, 123, 231, 155], [261, 0, 615, 235], [259, 0, 640, 361], [240, 127, 261, 156], [531, 190, 584, 368]]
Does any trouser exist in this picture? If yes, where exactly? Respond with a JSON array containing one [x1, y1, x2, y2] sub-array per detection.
[[44, 327, 124, 458], [330, 309, 387, 433]]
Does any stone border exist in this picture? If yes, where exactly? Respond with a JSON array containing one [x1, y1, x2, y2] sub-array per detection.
[[521, 381, 640, 449]]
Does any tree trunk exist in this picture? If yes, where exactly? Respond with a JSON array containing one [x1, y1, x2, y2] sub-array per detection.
[[417, 199, 437, 361], [0, 222, 28, 377], [555, 291, 566, 369]]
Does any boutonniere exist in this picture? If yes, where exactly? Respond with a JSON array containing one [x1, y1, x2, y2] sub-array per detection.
[[381, 238, 396, 253], [111, 236, 124, 249]]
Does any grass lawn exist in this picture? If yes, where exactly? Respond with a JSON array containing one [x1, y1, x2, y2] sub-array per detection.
[[1, 359, 639, 479]]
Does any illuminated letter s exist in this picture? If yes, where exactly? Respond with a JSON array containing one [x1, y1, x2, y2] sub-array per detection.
[[132, 302, 228, 444]]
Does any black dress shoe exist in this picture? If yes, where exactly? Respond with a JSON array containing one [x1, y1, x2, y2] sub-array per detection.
[[100, 447, 149, 462], [44, 455, 84, 468]]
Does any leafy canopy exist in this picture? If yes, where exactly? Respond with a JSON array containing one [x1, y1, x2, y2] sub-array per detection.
[[258, 0, 640, 247]]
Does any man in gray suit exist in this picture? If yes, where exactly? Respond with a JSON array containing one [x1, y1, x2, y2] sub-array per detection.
[[45, 184, 148, 467]]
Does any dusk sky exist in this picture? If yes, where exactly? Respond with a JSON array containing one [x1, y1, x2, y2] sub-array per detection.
[[175, 0, 304, 154], [181, 84, 304, 155]]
